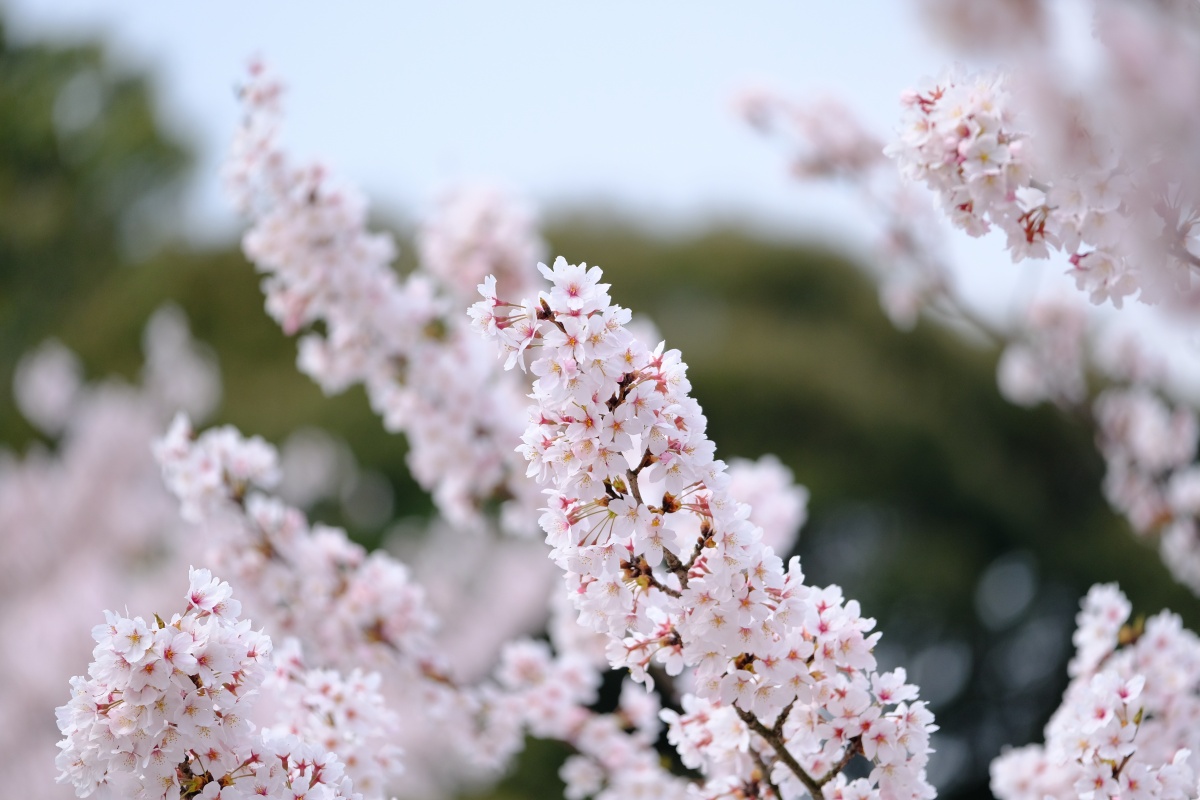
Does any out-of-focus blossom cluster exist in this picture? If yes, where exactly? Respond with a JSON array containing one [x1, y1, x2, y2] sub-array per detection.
[[991, 295, 1200, 595], [2, 308, 219, 800], [472, 258, 937, 800], [995, 298, 1088, 409], [417, 185, 543, 306], [991, 584, 1200, 800], [155, 413, 440, 676], [265, 641, 403, 798], [746, 0, 1200, 600], [885, 1, 1200, 310], [739, 90, 951, 330], [912, 0, 1046, 52], [224, 62, 543, 534], [886, 66, 1153, 308], [1094, 388, 1200, 593]]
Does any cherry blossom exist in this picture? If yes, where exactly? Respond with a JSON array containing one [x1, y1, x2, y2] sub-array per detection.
[[473, 257, 937, 800], [991, 584, 1200, 800], [225, 62, 542, 534], [55, 568, 374, 800]]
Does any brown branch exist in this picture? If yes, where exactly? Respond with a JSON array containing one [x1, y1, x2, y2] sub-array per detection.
[[773, 699, 795, 738], [750, 746, 785, 800], [817, 738, 863, 788], [626, 467, 645, 505], [662, 547, 689, 590], [736, 705, 823, 799], [646, 573, 682, 599]]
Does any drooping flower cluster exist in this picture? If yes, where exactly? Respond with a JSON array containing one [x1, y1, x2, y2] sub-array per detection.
[[991, 584, 1200, 800], [472, 257, 937, 800], [224, 62, 541, 533], [885, 71, 1043, 255], [886, 67, 1161, 307], [55, 568, 369, 800]]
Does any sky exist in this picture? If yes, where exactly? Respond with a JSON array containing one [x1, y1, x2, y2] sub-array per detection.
[[1, 2, 949, 245]]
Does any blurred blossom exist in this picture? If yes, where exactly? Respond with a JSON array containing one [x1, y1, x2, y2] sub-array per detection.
[[996, 300, 1087, 409], [13, 339, 83, 436], [51, 68, 104, 138], [726, 454, 809, 555], [141, 303, 221, 419], [341, 468, 395, 530], [417, 184, 545, 305], [279, 426, 351, 509], [915, 0, 1047, 52], [1, 306, 219, 800], [975, 551, 1038, 630]]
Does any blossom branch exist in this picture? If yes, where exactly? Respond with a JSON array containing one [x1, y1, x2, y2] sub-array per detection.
[[474, 259, 936, 800]]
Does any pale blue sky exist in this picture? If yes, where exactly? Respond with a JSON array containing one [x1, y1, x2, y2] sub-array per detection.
[[2, 2, 950, 246]]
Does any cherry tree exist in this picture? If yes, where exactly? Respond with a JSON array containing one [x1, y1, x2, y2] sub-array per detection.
[[37, 2, 1200, 799]]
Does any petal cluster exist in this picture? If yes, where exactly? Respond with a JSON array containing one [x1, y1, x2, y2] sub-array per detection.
[[992, 584, 1200, 800], [55, 569, 367, 800], [473, 257, 937, 799]]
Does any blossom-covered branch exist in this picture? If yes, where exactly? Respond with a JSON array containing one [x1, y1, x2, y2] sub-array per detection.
[[472, 258, 937, 799], [151, 415, 689, 799], [224, 63, 542, 533]]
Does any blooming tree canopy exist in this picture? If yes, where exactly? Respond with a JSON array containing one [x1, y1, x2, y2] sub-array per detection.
[[26, 2, 1200, 800]]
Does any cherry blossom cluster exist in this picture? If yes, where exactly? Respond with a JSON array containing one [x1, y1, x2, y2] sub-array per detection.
[[155, 414, 440, 677], [472, 257, 937, 800], [885, 70, 1055, 260], [993, 301, 1200, 595], [885, 2, 1200, 310], [152, 413, 694, 799], [488, 639, 689, 800], [265, 641, 403, 798], [886, 70, 1166, 309], [224, 62, 541, 533], [55, 568, 373, 800], [991, 584, 1200, 800], [744, 1, 1200, 599]]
